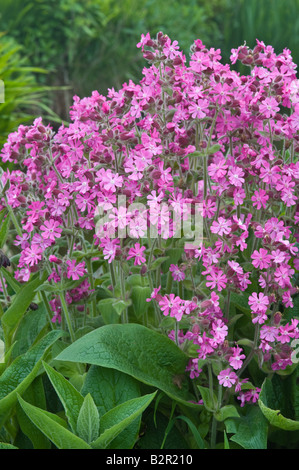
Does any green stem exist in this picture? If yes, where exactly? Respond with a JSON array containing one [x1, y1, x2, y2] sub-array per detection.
[[40, 291, 56, 330], [120, 262, 128, 323], [0, 270, 9, 305], [86, 257, 96, 318], [6, 203, 23, 238], [59, 291, 76, 343], [237, 323, 260, 377], [174, 320, 179, 347], [109, 261, 116, 292], [166, 272, 173, 294], [211, 381, 223, 449]]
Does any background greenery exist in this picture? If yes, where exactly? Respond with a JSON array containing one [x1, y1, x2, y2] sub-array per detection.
[[0, 0, 298, 140]]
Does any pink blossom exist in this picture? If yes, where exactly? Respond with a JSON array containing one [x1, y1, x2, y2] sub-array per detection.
[[40, 219, 62, 241], [229, 346, 246, 370], [210, 217, 232, 237], [248, 292, 270, 313], [251, 248, 272, 270], [66, 259, 86, 280], [251, 189, 269, 210], [217, 368, 238, 388], [127, 243, 146, 265], [259, 97, 280, 118], [169, 264, 185, 281]]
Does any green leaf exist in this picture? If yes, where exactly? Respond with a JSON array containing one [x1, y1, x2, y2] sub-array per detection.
[[1, 271, 48, 347], [0, 214, 10, 248], [0, 442, 18, 449], [0, 267, 21, 294], [0, 209, 8, 225], [81, 365, 141, 449], [97, 298, 120, 324], [77, 393, 100, 444], [258, 377, 299, 431], [0, 330, 63, 427], [161, 414, 205, 449], [207, 144, 221, 154], [230, 292, 251, 314], [16, 376, 51, 449], [136, 409, 189, 449], [91, 391, 157, 449], [215, 405, 240, 422], [17, 395, 91, 449], [228, 406, 268, 449], [112, 299, 132, 316], [197, 386, 217, 412], [42, 362, 84, 434], [223, 430, 230, 449], [148, 256, 169, 271], [55, 323, 198, 407], [11, 303, 48, 359], [131, 285, 151, 318]]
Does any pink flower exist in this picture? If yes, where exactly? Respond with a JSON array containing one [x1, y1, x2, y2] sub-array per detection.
[[188, 99, 209, 119], [40, 219, 62, 241], [211, 319, 228, 344], [158, 294, 181, 317], [205, 268, 227, 291], [229, 346, 246, 370], [248, 292, 270, 313], [210, 217, 232, 237], [274, 265, 294, 288], [146, 285, 161, 302], [127, 243, 146, 265], [100, 237, 120, 264], [169, 264, 185, 281], [259, 97, 280, 118], [21, 245, 43, 266], [66, 259, 86, 280], [217, 368, 238, 388], [251, 248, 272, 270], [251, 189, 269, 210]]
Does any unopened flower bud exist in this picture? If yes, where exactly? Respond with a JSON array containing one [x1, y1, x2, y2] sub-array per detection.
[[49, 255, 62, 264], [140, 265, 147, 276], [150, 169, 162, 179], [273, 312, 282, 325]]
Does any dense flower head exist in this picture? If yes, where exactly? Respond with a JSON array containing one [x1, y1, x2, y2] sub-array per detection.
[[0, 32, 298, 409]]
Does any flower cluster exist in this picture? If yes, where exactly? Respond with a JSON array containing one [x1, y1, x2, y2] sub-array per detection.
[[1, 32, 298, 409]]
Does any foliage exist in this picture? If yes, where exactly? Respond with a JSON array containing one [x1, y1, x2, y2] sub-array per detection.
[[0, 33, 64, 151], [0, 30, 298, 450], [0, 0, 225, 118], [220, 0, 299, 70]]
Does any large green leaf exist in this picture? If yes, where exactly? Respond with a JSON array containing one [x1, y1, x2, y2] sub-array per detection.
[[81, 365, 141, 449], [42, 361, 84, 434], [55, 323, 198, 407], [0, 329, 63, 427], [258, 377, 299, 431], [226, 406, 268, 449], [17, 395, 91, 449], [91, 391, 157, 449]]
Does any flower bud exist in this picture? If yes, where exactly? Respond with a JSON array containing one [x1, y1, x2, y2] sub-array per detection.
[[273, 312, 282, 325]]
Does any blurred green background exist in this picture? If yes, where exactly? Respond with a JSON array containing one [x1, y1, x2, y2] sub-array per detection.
[[0, 0, 298, 146]]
